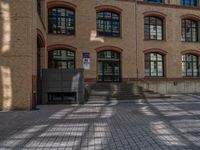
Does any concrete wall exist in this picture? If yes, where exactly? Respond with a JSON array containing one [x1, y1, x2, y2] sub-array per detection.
[[42, 69, 84, 104], [140, 80, 200, 94]]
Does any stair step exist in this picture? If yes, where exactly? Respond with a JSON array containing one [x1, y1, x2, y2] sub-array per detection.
[[86, 82, 168, 101]]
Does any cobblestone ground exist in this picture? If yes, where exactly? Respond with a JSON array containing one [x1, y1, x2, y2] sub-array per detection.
[[1, 94, 200, 150]]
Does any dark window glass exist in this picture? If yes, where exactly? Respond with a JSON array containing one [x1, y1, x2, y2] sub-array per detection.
[[48, 49, 75, 69], [97, 11, 120, 37], [181, 0, 197, 7], [144, 0, 163, 3], [181, 19, 198, 42], [145, 53, 164, 77], [97, 51, 120, 59], [144, 16, 163, 40], [182, 54, 199, 77], [48, 7, 75, 35], [97, 51, 121, 82]]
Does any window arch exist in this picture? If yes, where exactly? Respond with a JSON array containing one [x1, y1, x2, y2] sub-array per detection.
[[182, 54, 199, 77], [144, 16, 164, 40], [37, 29, 45, 48], [97, 50, 121, 82], [97, 11, 120, 37], [145, 53, 164, 77], [181, 19, 198, 42], [181, 0, 197, 7], [48, 49, 75, 69], [48, 7, 75, 35]]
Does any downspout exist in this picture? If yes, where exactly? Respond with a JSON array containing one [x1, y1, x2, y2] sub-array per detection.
[[135, 0, 139, 81]]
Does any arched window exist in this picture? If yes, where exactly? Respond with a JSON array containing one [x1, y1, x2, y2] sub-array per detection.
[[48, 49, 75, 69], [48, 7, 75, 35], [181, 19, 198, 42], [182, 54, 199, 77], [144, 0, 163, 3], [145, 53, 164, 77], [181, 0, 197, 7], [97, 11, 120, 37], [144, 16, 164, 40], [97, 50, 121, 82]]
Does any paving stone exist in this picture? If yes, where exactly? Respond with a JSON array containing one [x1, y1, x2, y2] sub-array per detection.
[[0, 94, 200, 149]]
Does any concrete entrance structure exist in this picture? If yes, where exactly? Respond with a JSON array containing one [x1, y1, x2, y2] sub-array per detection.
[[41, 69, 84, 104]]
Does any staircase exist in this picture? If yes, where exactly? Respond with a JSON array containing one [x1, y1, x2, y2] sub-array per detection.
[[85, 82, 169, 101], [85, 82, 143, 101]]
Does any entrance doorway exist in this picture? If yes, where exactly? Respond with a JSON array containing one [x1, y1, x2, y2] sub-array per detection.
[[35, 30, 45, 108], [36, 39, 42, 105], [97, 50, 121, 82]]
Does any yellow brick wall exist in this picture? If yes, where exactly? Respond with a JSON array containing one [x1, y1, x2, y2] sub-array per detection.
[[0, 0, 35, 110], [47, 0, 136, 80], [46, 0, 200, 80], [137, 4, 200, 78]]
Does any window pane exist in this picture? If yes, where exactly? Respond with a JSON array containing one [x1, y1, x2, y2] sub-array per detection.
[[144, 16, 163, 40], [48, 49, 75, 69], [112, 21, 120, 33], [150, 17, 156, 25], [97, 11, 120, 37], [181, 0, 197, 7], [144, 17, 149, 24], [181, 30, 186, 41], [145, 69, 150, 76], [157, 54, 162, 60], [157, 25, 162, 40], [104, 21, 112, 32], [104, 12, 112, 19], [68, 60, 75, 69], [112, 13, 119, 20], [181, 19, 198, 42], [98, 62, 103, 75], [48, 7, 75, 35], [145, 53, 164, 77], [182, 54, 199, 77], [144, 25, 150, 39], [150, 53, 157, 61]]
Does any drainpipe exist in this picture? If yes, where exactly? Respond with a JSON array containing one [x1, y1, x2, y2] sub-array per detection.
[[135, 0, 139, 81]]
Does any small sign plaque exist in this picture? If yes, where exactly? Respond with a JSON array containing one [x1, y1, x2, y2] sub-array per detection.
[[83, 52, 90, 70]]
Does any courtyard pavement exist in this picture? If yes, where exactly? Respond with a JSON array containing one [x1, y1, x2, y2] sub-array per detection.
[[1, 94, 200, 150]]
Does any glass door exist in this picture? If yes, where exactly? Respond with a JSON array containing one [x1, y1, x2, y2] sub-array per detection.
[[98, 61, 121, 82], [97, 50, 121, 82]]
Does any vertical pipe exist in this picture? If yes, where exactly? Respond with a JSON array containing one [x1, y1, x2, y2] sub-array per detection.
[[135, 0, 139, 80]]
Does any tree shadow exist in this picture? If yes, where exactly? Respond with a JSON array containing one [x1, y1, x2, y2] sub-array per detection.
[[0, 1, 13, 110], [0, 1, 36, 110], [1, 95, 200, 149]]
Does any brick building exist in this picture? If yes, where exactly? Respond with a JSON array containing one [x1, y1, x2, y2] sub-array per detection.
[[0, 0, 200, 110]]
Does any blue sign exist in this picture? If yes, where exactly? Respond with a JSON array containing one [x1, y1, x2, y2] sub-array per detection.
[[83, 52, 90, 70], [83, 52, 90, 58]]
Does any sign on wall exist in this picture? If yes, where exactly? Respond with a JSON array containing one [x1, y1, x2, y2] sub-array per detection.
[[83, 52, 90, 70]]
